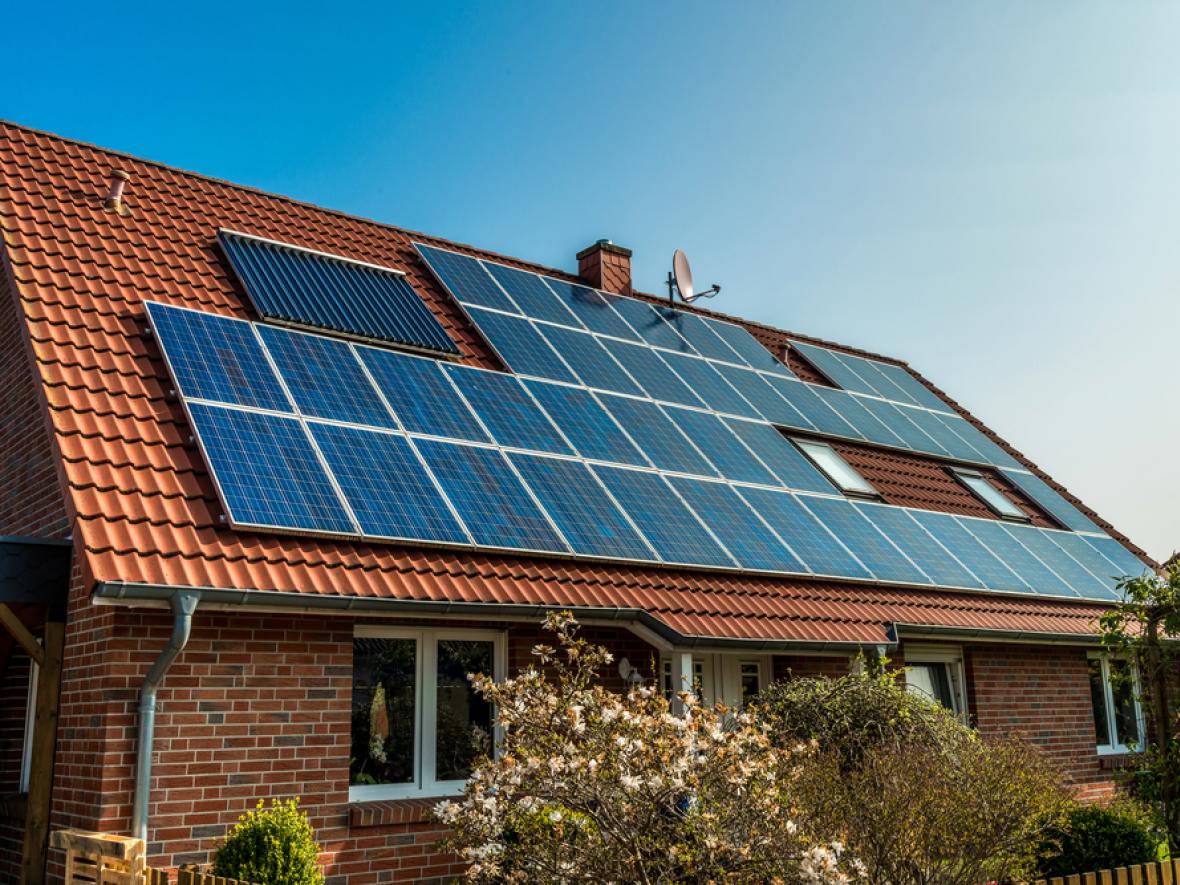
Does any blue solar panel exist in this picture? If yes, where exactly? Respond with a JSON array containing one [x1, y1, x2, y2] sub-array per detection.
[[722, 420, 836, 494], [357, 347, 490, 443], [871, 360, 953, 412], [957, 518, 1075, 596], [1002, 524, 1111, 599], [464, 307, 577, 383], [761, 376, 854, 436], [801, 496, 930, 584], [711, 365, 808, 426], [414, 439, 568, 553], [1000, 470, 1100, 533], [898, 405, 986, 462], [221, 231, 457, 354], [657, 310, 748, 363], [444, 366, 574, 455], [1082, 535, 1151, 580], [536, 325, 643, 395], [668, 477, 806, 573], [658, 352, 761, 418], [855, 503, 983, 589], [665, 407, 778, 485], [601, 340, 705, 407], [309, 423, 469, 544], [907, 510, 1026, 592], [939, 415, 1021, 469], [509, 453, 654, 560], [256, 325, 394, 428], [854, 396, 948, 454], [415, 244, 518, 313], [542, 278, 641, 341], [806, 388, 877, 441], [597, 394, 717, 476], [735, 487, 871, 578], [146, 302, 291, 412], [1044, 531, 1127, 597], [789, 341, 877, 395], [592, 466, 734, 567], [187, 403, 354, 533], [608, 298, 696, 352], [706, 318, 790, 375], [524, 381, 648, 467], [843, 355, 918, 405], [482, 262, 583, 328]]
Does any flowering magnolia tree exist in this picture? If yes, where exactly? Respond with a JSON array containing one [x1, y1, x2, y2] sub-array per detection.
[[435, 612, 859, 884]]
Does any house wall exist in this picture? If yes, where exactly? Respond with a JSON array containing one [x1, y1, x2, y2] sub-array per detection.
[[0, 652, 32, 883]]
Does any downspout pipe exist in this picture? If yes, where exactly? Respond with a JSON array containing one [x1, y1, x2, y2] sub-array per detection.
[[133, 590, 199, 843]]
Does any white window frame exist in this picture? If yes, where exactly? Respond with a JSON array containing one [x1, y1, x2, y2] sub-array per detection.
[[19, 657, 39, 793], [949, 468, 1028, 521], [1087, 652, 1145, 756], [792, 439, 879, 498], [903, 644, 967, 721], [661, 654, 771, 708], [351, 626, 506, 802]]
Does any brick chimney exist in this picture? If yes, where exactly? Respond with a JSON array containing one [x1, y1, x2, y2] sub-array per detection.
[[577, 239, 632, 296]]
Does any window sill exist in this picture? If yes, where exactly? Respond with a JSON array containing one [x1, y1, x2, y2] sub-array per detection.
[[1098, 752, 1138, 770], [350, 796, 459, 829]]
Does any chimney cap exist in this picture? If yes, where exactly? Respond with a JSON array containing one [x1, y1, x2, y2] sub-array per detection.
[[110, 169, 131, 181], [576, 239, 632, 260]]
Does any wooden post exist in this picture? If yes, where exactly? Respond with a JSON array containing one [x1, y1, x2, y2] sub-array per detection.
[[21, 617, 65, 885]]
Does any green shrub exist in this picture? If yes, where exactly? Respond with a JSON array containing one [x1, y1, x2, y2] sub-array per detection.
[[212, 798, 323, 885], [1037, 801, 1160, 877]]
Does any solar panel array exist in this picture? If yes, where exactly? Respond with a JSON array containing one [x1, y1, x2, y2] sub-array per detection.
[[147, 298, 1146, 603]]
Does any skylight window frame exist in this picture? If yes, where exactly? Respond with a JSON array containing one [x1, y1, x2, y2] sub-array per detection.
[[791, 438, 880, 500], [949, 467, 1029, 522]]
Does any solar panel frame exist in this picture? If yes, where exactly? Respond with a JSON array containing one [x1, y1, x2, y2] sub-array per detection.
[[710, 364, 810, 427], [1001, 523, 1112, 599], [1042, 530, 1127, 597], [535, 324, 645, 395], [939, 415, 1022, 469], [789, 341, 879, 396], [523, 381, 650, 467], [221, 230, 459, 355], [907, 509, 1028, 592], [667, 476, 808, 573], [762, 375, 860, 436], [657, 309, 750, 363], [443, 365, 575, 455], [855, 502, 983, 589], [808, 387, 891, 444], [870, 360, 955, 413], [657, 351, 762, 418], [853, 396, 949, 455], [145, 301, 293, 412], [309, 422, 472, 545], [841, 354, 918, 404], [357, 345, 492, 443], [897, 404, 986, 462], [956, 517, 1077, 597], [540, 278, 642, 341], [705, 317, 791, 375], [413, 438, 571, 554], [186, 402, 357, 535], [608, 297, 698, 352], [1081, 534, 1152, 580], [735, 487, 871, 579], [414, 242, 520, 313], [663, 406, 779, 485], [592, 465, 737, 568], [597, 394, 719, 476], [482, 262, 585, 328], [463, 306, 578, 384], [800, 495, 932, 585], [508, 452, 657, 561], [256, 324, 397, 428], [600, 339, 706, 407]]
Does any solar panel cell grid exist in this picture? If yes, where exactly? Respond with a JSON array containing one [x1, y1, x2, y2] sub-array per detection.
[[608, 297, 696, 352], [1001, 470, 1100, 533], [846, 356, 918, 405], [358, 347, 491, 443], [801, 496, 930, 585], [957, 518, 1076, 596], [310, 423, 469, 544], [415, 244, 519, 313], [597, 394, 717, 476], [257, 325, 395, 428], [907, 510, 1026, 592], [542, 278, 642, 341], [790, 341, 878, 396], [536, 325, 643, 395], [722, 420, 836, 494], [482, 262, 583, 328], [601, 340, 705, 407], [414, 439, 569, 553], [524, 382, 649, 467], [146, 302, 291, 412], [658, 310, 748, 363], [658, 352, 761, 418], [464, 307, 577, 383], [735, 487, 871, 579], [707, 319, 790, 375], [188, 403, 355, 534], [854, 396, 947, 454], [1002, 524, 1112, 599], [444, 366, 574, 455], [509, 453, 655, 560], [856, 503, 982, 589], [592, 465, 735, 567], [665, 407, 778, 485], [871, 361, 953, 413], [898, 405, 985, 462]]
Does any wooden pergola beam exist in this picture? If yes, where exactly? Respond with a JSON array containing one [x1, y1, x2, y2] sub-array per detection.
[[0, 602, 44, 666], [21, 616, 64, 885]]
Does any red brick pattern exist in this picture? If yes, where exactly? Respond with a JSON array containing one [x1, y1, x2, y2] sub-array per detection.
[[772, 654, 851, 681], [0, 651, 32, 883], [576, 242, 632, 296]]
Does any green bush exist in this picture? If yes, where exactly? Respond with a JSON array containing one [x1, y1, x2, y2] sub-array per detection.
[[212, 798, 323, 885], [1037, 802, 1160, 878]]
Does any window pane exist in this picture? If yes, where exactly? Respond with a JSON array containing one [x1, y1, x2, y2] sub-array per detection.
[[1110, 660, 1140, 747], [906, 663, 955, 711], [795, 439, 877, 496], [740, 662, 761, 705], [436, 639, 494, 782], [1089, 659, 1112, 745], [662, 659, 706, 700], [352, 638, 417, 787], [954, 470, 1026, 520]]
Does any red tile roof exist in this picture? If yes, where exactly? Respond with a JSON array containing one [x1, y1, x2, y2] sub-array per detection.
[[0, 120, 1148, 645]]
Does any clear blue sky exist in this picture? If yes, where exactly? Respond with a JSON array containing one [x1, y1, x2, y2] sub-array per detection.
[[9, 1, 1179, 560]]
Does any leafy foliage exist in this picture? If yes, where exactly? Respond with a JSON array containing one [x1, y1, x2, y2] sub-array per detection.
[[212, 799, 323, 885], [1037, 801, 1161, 878], [436, 611, 860, 883], [757, 669, 1070, 885]]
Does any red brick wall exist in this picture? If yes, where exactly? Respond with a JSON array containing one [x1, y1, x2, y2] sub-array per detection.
[[772, 654, 851, 681], [0, 271, 69, 538], [964, 642, 1113, 800], [47, 607, 658, 883], [1, 651, 32, 882]]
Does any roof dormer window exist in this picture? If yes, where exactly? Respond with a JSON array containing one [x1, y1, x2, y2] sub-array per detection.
[[950, 468, 1027, 521], [793, 439, 878, 498]]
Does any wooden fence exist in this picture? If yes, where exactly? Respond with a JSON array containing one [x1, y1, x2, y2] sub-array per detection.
[[177, 866, 257, 885], [1033, 859, 1180, 885]]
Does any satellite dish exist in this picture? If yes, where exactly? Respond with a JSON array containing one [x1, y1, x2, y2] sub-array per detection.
[[667, 249, 721, 304]]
